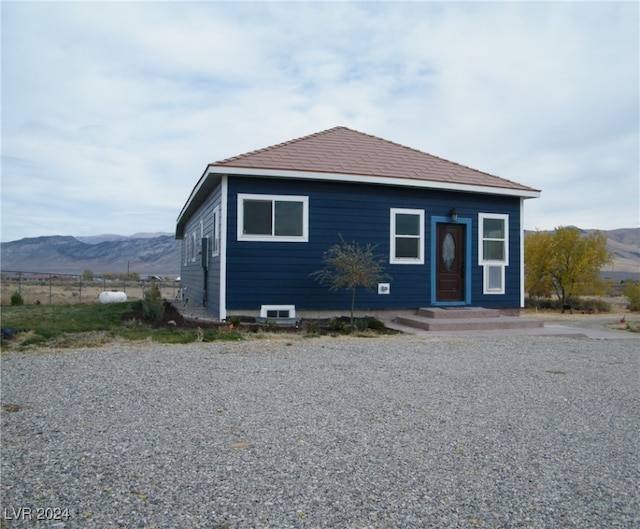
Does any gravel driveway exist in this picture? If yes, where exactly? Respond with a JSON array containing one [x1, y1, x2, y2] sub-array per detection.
[[1, 334, 638, 528]]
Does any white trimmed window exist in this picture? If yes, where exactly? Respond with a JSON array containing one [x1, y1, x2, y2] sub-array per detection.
[[484, 265, 505, 294], [199, 220, 204, 258], [479, 213, 509, 294], [238, 194, 309, 242], [390, 208, 424, 264], [211, 206, 220, 257], [190, 231, 197, 262]]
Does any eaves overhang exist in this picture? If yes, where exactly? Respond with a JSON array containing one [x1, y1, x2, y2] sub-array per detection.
[[175, 166, 223, 239], [216, 166, 541, 197], [176, 165, 541, 239]]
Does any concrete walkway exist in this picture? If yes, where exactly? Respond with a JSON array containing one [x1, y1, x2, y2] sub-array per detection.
[[386, 312, 640, 340]]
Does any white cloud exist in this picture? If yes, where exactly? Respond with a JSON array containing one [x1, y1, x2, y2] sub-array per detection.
[[1, 1, 638, 242]]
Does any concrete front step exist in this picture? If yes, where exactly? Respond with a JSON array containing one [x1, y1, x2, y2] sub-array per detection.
[[394, 309, 544, 332], [418, 307, 500, 319]]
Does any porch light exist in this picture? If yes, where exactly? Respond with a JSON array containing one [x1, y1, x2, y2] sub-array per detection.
[[449, 208, 458, 222]]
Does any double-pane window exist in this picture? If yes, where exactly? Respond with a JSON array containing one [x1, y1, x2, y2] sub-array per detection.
[[482, 218, 506, 261], [479, 214, 509, 294], [390, 209, 424, 264], [238, 194, 308, 241]]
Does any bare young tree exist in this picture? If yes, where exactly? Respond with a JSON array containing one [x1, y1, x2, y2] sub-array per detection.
[[310, 235, 390, 326]]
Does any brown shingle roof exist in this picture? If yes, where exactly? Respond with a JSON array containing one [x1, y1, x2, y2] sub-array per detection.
[[213, 126, 539, 194]]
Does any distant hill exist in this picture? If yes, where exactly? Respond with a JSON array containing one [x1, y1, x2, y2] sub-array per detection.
[[592, 228, 640, 279], [589, 228, 640, 279], [1, 234, 180, 276], [76, 232, 172, 244], [1, 228, 638, 279]]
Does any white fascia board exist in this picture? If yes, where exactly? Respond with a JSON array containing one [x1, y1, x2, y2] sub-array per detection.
[[177, 168, 210, 222], [176, 167, 223, 235], [205, 166, 541, 199]]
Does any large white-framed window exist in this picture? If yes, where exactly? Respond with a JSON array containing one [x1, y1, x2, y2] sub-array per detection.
[[237, 194, 309, 242], [211, 205, 220, 257], [390, 208, 424, 264], [479, 213, 509, 294]]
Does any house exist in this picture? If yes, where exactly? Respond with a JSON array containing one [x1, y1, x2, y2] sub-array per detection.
[[176, 126, 540, 321]]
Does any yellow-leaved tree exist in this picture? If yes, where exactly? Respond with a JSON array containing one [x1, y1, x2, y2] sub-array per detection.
[[525, 227, 611, 312]]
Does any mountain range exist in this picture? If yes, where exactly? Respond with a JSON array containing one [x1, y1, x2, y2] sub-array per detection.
[[1, 233, 181, 277], [0, 228, 638, 279]]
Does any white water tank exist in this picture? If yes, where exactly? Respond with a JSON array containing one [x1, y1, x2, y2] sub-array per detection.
[[98, 291, 127, 304]]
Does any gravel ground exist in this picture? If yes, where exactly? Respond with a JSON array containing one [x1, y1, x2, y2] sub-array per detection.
[[1, 334, 638, 529]]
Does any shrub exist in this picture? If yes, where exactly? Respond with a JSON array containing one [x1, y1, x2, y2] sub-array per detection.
[[367, 317, 386, 331], [622, 280, 640, 311], [10, 292, 24, 306], [142, 283, 165, 322], [573, 297, 611, 313], [524, 296, 559, 310], [304, 321, 321, 335], [327, 317, 347, 333], [525, 296, 611, 313]]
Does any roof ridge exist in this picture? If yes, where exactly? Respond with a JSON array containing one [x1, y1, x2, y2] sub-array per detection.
[[214, 126, 348, 164]]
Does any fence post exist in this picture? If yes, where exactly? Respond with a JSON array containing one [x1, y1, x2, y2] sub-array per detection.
[[79, 275, 82, 303], [49, 273, 52, 304]]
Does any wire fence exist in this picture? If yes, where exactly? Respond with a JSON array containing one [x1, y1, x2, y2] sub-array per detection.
[[1, 271, 181, 305]]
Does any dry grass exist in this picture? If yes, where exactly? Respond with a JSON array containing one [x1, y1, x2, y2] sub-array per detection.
[[1, 278, 180, 306]]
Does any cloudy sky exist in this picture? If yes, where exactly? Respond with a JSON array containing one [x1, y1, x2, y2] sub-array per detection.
[[2, 1, 638, 242]]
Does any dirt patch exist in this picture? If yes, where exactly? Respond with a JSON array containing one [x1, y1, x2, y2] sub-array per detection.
[[123, 302, 397, 336], [122, 301, 220, 329], [1, 403, 23, 413]]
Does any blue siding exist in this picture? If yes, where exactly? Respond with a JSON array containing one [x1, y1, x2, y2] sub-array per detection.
[[179, 184, 222, 316], [225, 176, 523, 311]]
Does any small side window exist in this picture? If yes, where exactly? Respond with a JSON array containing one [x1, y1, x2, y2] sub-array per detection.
[[212, 206, 220, 257], [484, 265, 505, 294], [190, 232, 197, 262]]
